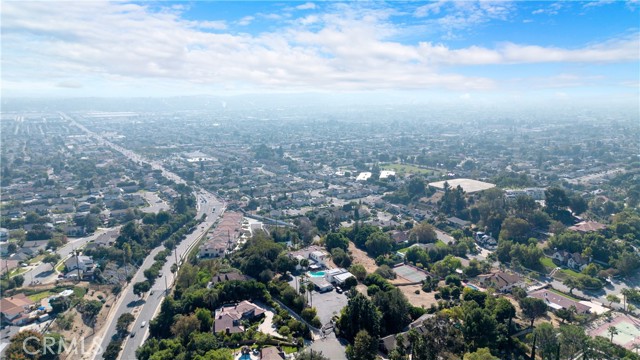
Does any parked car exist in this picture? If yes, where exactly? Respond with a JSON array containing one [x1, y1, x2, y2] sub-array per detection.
[[141, 321, 146, 328]]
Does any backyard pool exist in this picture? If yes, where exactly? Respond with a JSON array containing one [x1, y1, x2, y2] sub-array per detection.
[[465, 283, 479, 290], [308, 271, 326, 277]]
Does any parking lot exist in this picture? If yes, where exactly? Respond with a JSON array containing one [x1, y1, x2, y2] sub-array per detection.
[[289, 275, 349, 327]]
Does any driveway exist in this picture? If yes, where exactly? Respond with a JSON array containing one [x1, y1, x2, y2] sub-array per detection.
[[288, 275, 349, 327], [308, 333, 347, 360]]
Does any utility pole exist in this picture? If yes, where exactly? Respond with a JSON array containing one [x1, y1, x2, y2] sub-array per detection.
[[74, 248, 81, 281]]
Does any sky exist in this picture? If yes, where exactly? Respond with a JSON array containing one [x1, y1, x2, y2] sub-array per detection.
[[1, 0, 639, 106]]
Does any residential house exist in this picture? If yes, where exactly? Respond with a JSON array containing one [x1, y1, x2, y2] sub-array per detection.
[[474, 231, 497, 249], [447, 217, 470, 229], [65, 225, 85, 237], [260, 346, 285, 360], [552, 250, 590, 271], [528, 289, 590, 314], [1, 293, 35, 326], [389, 230, 409, 245], [309, 250, 329, 267], [64, 255, 94, 272], [568, 221, 606, 233], [476, 271, 525, 293], [213, 301, 266, 334], [207, 272, 249, 288]]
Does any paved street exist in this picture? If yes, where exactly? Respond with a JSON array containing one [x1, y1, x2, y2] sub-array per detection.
[[63, 114, 226, 360], [21, 227, 120, 285]]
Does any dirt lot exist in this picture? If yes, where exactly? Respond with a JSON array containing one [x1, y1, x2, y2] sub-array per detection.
[[348, 242, 378, 273], [50, 284, 117, 356], [391, 281, 439, 308]]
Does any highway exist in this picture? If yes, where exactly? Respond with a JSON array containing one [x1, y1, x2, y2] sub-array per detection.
[[62, 114, 226, 360]]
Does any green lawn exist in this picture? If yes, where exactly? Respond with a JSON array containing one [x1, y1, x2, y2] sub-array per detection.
[[561, 268, 581, 278], [28, 291, 55, 302], [540, 257, 556, 271], [28, 255, 45, 265], [435, 240, 448, 249], [9, 267, 28, 277], [282, 346, 298, 354], [397, 247, 411, 253]]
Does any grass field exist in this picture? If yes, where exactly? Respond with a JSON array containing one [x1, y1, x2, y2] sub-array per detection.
[[28, 291, 55, 302], [561, 268, 581, 278], [540, 257, 556, 271], [381, 163, 440, 176]]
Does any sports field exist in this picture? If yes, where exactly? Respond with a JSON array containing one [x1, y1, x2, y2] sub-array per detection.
[[589, 314, 640, 349], [393, 264, 430, 283]]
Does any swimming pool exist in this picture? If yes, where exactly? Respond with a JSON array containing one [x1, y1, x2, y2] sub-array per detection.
[[308, 271, 326, 277], [466, 283, 479, 290]]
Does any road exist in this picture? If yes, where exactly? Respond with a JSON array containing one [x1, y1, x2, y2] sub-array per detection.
[[117, 191, 224, 360], [61, 113, 226, 360], [22, 227, 119, 285]]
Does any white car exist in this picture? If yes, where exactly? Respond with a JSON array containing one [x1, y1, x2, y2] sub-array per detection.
[[141, 321, 146, 328]]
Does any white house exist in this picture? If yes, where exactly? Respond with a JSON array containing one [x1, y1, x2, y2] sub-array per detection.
[[64, 255, 94, 272], [309, 250, 329, 267], [325, 268, 348, 283], [334, 272, 355, 286]]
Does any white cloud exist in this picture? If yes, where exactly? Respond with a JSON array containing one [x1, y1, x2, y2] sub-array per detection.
[[193, 20, 227, 30], [531, 2, 564, 15], [296, 2, 316, 10], [583, 0, 615, 9], [237, 16, 254, 26], [0, 1, 637, 96]]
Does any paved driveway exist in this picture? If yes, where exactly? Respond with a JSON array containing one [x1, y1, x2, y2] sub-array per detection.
[[308, 333, 347, 360]]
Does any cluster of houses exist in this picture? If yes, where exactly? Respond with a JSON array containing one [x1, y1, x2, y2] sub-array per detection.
[[0, 289, 74, 326], [288, 246, 356, 293], [198, 212, 245, 258]]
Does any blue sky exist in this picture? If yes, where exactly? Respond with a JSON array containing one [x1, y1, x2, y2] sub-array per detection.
[[1, 0, 638, 106]]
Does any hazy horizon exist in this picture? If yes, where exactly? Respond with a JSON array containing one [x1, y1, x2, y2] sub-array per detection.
[[2, 1, 639, 110]]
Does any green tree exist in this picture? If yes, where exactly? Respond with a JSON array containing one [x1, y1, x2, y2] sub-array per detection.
[[608, 326, 619, 342], [463, 348, 498, 360], [349, 264, 367, 281], [520, 297, 548, 327], [43, 253, 61, 270], [170, 314, 201, 341], [606, 294, 621, 307], [346, 330, 378, 360], [410, 222, 437, 243], [195, 308, 213, 332], [365, 232, 393, 257], [499, 217, 531, 244], [332, 248, 352, 268], [116, 313, 135, 334], [338, 292, 382, 341], [373, 287, 411, 335], [325, 232, 350, 251], [133, 281, 151, 298], [532, 322, 558, 360]]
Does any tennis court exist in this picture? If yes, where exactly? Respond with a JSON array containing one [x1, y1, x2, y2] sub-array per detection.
[[590, 314, 640, 349], [393, 264, 431, 283]]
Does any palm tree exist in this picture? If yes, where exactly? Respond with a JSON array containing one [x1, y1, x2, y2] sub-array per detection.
[[607, 326, 619, 343], [621, 288, 634, 312]]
